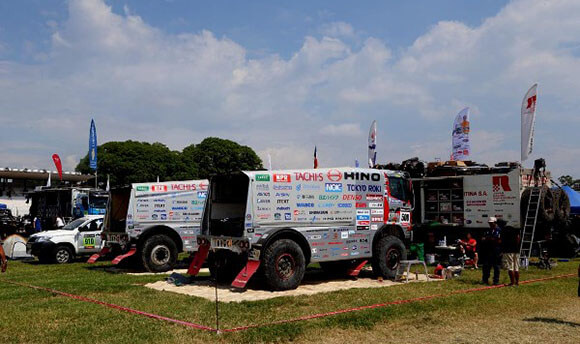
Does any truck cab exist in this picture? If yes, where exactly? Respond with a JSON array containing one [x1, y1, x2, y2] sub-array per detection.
[[26, 215, 104, 264], [192, 168, 414, 291]]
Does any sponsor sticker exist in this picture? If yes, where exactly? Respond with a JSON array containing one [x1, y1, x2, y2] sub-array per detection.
[[325, 183, 343, 192], [371, 209, 384, 215], [273, 174, 291, 183], [255, 174, 271, 182]]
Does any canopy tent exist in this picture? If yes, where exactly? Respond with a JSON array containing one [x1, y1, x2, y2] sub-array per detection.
[[562, 185, 580, 215]]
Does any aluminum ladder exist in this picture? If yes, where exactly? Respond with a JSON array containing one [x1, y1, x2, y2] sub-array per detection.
[[519, 187, 542, 268]]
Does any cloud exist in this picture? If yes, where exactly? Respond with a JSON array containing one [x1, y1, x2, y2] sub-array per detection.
[[319, 21, 355, 38], [0, 0, 579, 178], [319, 123, 362, 137]]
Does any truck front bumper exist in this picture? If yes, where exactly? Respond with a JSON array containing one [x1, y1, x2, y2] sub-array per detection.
[[197, 235, 260, 260]]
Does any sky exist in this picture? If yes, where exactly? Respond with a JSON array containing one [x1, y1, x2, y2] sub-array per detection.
[[0, 0, 579, 178]]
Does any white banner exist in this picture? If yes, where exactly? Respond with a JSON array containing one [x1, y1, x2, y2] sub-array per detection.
[[368, 120, 377, 167], [521, 83, 538, 162], [452, 107, 470, 161]]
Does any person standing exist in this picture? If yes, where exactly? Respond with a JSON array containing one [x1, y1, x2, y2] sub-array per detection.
[[0, 237, 7, 273], [55, 216, 64, 229], [458, 232, 478, 269], [502, 226, 521, 286], [481, 217, 502, 285]]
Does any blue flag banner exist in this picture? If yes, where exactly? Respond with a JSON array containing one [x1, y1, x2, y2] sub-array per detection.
[[89, 119, 97, 170]]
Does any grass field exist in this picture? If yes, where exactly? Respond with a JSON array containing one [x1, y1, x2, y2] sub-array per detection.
[[0, 258, 579, 344]]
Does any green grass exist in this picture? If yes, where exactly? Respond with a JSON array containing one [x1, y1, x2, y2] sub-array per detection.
[[0, 258, 579, 343]]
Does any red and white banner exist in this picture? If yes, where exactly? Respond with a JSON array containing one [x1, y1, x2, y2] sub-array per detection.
[[521, 83, 538, 162], [52, 154, 63, 180]]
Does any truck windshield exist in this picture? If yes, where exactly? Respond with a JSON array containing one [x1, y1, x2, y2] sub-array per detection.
[[204, 174, 249, 237], [90, 196, 108, 210], [388, 177, 407, 201], [62, 218, 86, 230]]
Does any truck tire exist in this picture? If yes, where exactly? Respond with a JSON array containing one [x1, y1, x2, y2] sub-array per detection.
[[141, 235, 178, 273], [521, 186, 555, 224], [53, 245, 74, 264], [372, 236, 406, 279], [262, 239, 306, 291], [552, 188, 571, 226]]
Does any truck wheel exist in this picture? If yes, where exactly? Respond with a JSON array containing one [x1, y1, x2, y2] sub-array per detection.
[[53, 245, 74, 264], [372, 236, 406, 279], [262, 239, 306, 291], [141, 235, 178, 272]]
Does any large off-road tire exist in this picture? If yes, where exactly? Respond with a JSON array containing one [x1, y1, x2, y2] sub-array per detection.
[[372, 236, 407, 279], [262, 239, 306, 291], [141, 235, 178, 273], [52, 245, 74, 264], [552, 188, 571, 227], [521, 186, 555, 224]]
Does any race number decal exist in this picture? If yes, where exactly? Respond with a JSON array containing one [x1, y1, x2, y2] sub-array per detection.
[[400, 211, 410, 225], [83, 235, 96, 249]]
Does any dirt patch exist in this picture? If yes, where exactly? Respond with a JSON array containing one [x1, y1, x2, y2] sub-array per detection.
[[144, 269, 440, 302]]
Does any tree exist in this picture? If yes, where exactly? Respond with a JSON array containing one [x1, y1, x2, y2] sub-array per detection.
[[182, 137, 263, 179], [76, 138, 262, 187], [558, 175, 574, 186], [76, 141, 190, 186]]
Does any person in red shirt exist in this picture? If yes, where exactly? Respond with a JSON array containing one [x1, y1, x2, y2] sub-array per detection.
[[459, 232, 478, 269]]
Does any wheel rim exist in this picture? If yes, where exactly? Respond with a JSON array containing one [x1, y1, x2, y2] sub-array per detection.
[[56, 249, 70, 263], [151, 245, 170, 266], [386, 248, 400, 270], [275, 253, 296, 280]]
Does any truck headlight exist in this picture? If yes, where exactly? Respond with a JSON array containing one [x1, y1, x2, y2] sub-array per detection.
[[35, 236, 51, 242]]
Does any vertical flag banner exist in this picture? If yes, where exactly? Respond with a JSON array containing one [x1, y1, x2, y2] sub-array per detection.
[[46, 171, 52, 187], [452, 107, 470, 161], [313, 146, 318, 169], [521, 83, 538, 162], [89, 119, 98, 170], [355, 159, 360, 168], [267, 153, 272, 171], [52, 154, 63, 180], [368, 120, 377, 168]]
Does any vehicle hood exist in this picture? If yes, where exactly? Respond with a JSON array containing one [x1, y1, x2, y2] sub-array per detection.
[[30, 230, 74, 239]]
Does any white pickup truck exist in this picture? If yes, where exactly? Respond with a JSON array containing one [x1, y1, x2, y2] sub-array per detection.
[[26, 215, 104, 264]]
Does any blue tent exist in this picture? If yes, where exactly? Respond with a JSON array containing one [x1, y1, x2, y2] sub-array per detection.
[[562, 186, 580, 215]]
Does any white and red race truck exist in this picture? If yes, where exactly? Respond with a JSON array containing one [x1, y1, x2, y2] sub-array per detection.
[[188, 167, 414, 290], [89, 180, 208, 272]]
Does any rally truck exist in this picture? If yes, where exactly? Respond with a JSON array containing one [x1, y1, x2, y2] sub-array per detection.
[[410, 161, 574, 255], [188, 167, 414, 291], [88, 180, 208, 272], [26, 215, 104, 264]]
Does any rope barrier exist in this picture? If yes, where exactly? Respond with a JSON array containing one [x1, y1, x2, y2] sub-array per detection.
[[1, 273, 575, 333]]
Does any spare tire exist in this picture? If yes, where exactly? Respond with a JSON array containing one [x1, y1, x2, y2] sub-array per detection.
[[520, 186, 555, 225], [552, 188, 571, 227]]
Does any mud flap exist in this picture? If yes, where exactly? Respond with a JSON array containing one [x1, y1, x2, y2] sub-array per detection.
[[112, 246, 137, 265], [231, 260, 261, 289], [347, 260, 368, 277], [187, 243, 209, 276], [87, 246, 110, 264]]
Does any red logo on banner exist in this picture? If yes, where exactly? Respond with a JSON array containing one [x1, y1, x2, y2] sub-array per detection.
[[492, 175, 511, 192], [526, 95, 537, 112]]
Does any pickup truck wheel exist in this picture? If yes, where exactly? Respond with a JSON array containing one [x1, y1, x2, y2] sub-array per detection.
[[141, 235, 178, 273], [53, 245, 74, 264], [372, 236, 406, 279], [263, 239, 305, 291]]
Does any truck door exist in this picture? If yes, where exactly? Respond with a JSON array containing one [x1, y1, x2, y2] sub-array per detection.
[[77, 218, 104, 254]]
